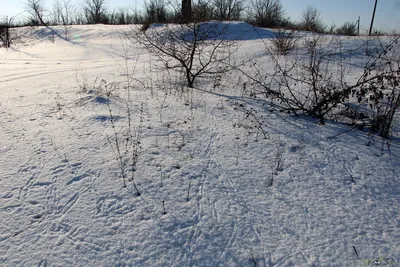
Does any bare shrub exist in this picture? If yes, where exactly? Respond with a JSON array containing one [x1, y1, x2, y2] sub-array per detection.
[[240, 35, 349, 123], [336, 21, 357, 36], [355, 37, 400, 138], [240, 33, 400, 137], [140, 21, 151, 32], [271, 29, 297, 55]]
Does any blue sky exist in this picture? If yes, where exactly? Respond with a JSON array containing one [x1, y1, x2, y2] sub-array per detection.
[[281, 0, 400, 32], [1, 0, 399, 32]]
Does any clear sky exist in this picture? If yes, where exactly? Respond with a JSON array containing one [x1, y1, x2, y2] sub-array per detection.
[[1, 0, 399, 32], [281, 0, 400, 33]]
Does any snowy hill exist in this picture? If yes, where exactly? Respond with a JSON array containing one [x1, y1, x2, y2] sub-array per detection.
[[0, 23, 399, 266]]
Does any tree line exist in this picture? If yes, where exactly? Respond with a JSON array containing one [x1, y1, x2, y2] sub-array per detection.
[[2, 0, 360, 35]]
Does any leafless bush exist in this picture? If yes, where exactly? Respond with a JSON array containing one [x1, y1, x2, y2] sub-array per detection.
[[239, 35, 398, 131], [140, 22, 151, 32], [354, 37, 400, 138], [241, 35, 350, 123], [239, 32, 400, 137], [271, 29, 297, 55], [336, 21, 357, 36]]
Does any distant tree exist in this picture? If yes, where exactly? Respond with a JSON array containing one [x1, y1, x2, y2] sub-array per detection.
[[300, 5, 325, 33], [51, 0, 75, 39], [110, 8, 128, 25], [73, 9, 85, 24], [26, 0, 46, 26], [0, 16, 13, 48], [52, 0, 75, 25], [106, 8, 137, 25], [83, 0, 108, 24], [137, 21, 238, 88], [250, 0, 284, 28], [192, 0, 214, 21], [144, 0, 168, 23], [130, 6, 144, 24], [327, 24, 336, 34], [336, 21, 357, 36], [181, 0, 192, 22], [212, 0, 243, 21], [107, 9, 115, 24]]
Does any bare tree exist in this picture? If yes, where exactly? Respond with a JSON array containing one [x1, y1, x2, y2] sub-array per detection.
[[27, 0, 46, 26], [52, 0, 75, 25], [144, 0, 168, 23], [212, 0, 243, 21], [73, 9, 85, 24], [52, 0, 75, 39], [181, 0, 192, 22], [192, 0, 214, 21], [27, 0, 75, 41], [0, 16, 13, 48], [136, 21, 238, 88], [83, 0, 108, 24], [108, 8, 127, 24], [300, 5, 325, 33], [250, 0, 284, 28], [130, 6, 144, 24], [131, 7, 144, 24]]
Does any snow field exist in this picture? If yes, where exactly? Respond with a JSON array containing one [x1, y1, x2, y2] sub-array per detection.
[[0, 24, 399, 266]]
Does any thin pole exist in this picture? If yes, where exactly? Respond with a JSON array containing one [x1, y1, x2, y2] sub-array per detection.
[[369, 0, 378, 36], [357, 16, 360, 36]]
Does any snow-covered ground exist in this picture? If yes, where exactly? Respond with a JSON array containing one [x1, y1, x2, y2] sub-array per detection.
[[0, 23, 399, 266]]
